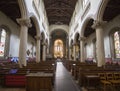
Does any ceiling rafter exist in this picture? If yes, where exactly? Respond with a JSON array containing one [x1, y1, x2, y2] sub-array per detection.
[[43, 0, 78, 25], [47, 9, 71, 17], [44, 0, 74, 9]]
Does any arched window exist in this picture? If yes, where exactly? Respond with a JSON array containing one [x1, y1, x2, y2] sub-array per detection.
[[0, 28, 6, 57], [54, 39, 63, 58], [113, 31, 120, 58]]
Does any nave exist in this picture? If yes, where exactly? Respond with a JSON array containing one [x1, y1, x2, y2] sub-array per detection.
[[1, 59, 120, 91], [54, 62, 81, 91], [0, 60, 82, 91]]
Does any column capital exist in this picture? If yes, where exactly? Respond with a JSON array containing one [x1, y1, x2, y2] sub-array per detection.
[[79, 36, 86, 41], [42, 42, 47, 46], [72, 43, 77, 46], [17, 18, 32, 27], [35, 35, 40, 40], [92, 20, 107, 29]]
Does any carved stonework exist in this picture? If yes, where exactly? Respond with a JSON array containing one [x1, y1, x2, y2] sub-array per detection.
[[42, 42, 47, 46], [35, 35, 40, 40], [17, 18, 32, 27], [79, 36, 86, 41], [92, 20, 107, 29]]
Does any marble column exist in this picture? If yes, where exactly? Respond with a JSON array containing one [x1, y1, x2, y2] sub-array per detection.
[[17, 18, 32, 67], [35, 35, 40, 63], [92, 20, 106, 67], [80, 37, 86, 62], [42, 42, 46, 61]]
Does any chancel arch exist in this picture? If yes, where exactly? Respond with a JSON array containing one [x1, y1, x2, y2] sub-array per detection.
[[50, 29, 68, 59], [54, 39, 63, 58]]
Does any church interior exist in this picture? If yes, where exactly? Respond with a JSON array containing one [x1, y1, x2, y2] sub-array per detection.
[[0, 0, 120, 91]]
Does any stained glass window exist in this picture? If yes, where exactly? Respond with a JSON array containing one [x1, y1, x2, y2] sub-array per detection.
[[0, 29, 6, 57], [54, 39, 63, 58], [114, 31, 120, 58]]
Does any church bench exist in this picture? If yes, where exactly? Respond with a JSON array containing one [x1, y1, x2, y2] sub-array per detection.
[[71, 63, 97, 80], [5, 73, 26, 87], [26, 72, 53, 91], [78, 68, 120, 87]]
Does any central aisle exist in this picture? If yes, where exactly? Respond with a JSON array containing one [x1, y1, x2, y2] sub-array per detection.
[[54, 62, 81, 91]]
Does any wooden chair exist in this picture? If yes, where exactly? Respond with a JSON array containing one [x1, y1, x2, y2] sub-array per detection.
[[113, 72, 120, 80], [106, 72, 120, 91], [98, 73, 112, 91]]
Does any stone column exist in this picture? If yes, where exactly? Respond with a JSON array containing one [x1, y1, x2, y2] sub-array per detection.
[[46, 44, 49, 55], [69, 46, 72, 60], [35, 35, 40, 63], [42, 42, 46, 61], [17, 18, 32, 67], [73, 43, 76, 61], [80, 37, 86, 62], [0, 28, 2, 42], [92, 20, 106, 67]]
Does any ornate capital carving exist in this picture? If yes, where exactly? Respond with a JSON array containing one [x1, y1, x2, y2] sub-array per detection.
[[35, 35, 40, 40], [92, 20, 107, 29], [17, 18, 32, 27], [42, 42, 47, 46], [79, 36, 86, 41]]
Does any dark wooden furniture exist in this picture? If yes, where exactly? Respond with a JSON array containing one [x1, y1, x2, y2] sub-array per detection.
[[5, 74, 26, 87], [26, 72, 53, 91]]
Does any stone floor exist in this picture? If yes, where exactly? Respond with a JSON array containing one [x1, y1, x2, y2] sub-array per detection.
[[54, 62, 81, 91]]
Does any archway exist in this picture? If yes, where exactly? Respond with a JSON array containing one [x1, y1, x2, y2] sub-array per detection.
[[50, 29, 68, 58], [54, 39, 63, 58], [80, 18, 95, 62]]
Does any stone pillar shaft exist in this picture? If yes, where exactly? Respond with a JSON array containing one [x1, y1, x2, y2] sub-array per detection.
[[73, 45, 76, 61], [69, 47, 72, 60], [92, 20, 106, 67], [35, 36, 40, 63], [42, 43, 46, 61], [80, 37, 86, 62], [17, 18, 32, 67]]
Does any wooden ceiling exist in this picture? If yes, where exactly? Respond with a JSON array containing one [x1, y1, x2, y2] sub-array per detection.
[[43, 0, 77, 25], [0, 0, 119, 38], [103, 0, 120, 21], [0, 0, 21, 23]]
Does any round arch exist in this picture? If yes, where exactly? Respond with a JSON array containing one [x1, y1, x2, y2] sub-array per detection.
[[29, 14, 41, 36], [74, 32, 80, 44], [49, 25, 69, 35], [80, 17, 94, 37], [96, 0, 109, 21], [18, 0, 28, 18]]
